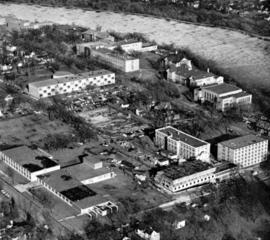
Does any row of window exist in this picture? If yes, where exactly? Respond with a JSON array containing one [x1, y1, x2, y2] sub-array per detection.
[[162, 175, 215, 192]]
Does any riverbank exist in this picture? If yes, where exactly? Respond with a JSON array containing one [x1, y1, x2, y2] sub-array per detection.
[[1, 3, 270, 111]]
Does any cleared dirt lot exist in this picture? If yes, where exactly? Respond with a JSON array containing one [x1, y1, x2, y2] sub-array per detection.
[[0, 3, 270, 91]]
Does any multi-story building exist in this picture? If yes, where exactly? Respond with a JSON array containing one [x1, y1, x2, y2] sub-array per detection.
[[155, 161, 216, 192], [91, 48, 140, 72], [27, 69, 115, 99], [167, 61, 223, 87], [117, 39, 142, 52], [0, 146, 60, 182], [155, 126, 211, 162], [81, 29, 115, 42], [76, 41, 115, 55], [217, 134, 268, 168], [194, 83, 252, 111]]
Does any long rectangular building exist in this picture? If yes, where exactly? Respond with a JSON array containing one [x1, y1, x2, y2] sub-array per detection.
[[155, 126, 211, 162], [0, 146, 60, 181], [194, 83, 252, 111], [155, 161, 216, 192], [28, 69, 115, 99], [217, 134, 268, 168], [91, 48, 140, 72]]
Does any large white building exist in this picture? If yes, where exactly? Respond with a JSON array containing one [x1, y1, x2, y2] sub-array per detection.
[[27, 69, 115, 99], [155, 126, 211, 162], [155, 161, 216, 192], [0, 146, 60, 182], [91, 48, 140, 72], [194, 83, 252, 111], [217, 135, 268, 168], [0, 145, 118, 216], [117, 39, 142, 52]]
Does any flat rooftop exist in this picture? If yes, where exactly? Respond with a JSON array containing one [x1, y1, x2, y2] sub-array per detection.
[[94, 48, 138, 60], [28, 69, 114, 88], [203, 83, 241, 95], [39, 168, 108, 209], [2, 146, 59, 173], [117, 39, 141, 45], [66, 163, 112, 181], [50, 148, 85, 166], [219, 134, 267, 149], [228, 91, 251, 99], [53, 71, 74, 77], [163, 160, 213, 180], [77, 40, 114, 48], [157, 126, 209, 148]]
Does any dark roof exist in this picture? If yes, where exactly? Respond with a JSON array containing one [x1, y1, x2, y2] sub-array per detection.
[[163, 160, 213, 180], [170, 64, 216, 80], [93, 48, 137, 60], [203, 83, 241, 95], [157, 126, 209, 148], [166, 53, 186, 64], [219, 134, 267, 149]]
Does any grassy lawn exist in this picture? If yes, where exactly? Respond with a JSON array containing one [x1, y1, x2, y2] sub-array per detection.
[[0, 113, 72, 146]]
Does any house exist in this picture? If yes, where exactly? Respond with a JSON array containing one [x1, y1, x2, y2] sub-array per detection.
[[136, 227, 160, 240], [194, 83, 252, 111], [174, 220, 186, 229]]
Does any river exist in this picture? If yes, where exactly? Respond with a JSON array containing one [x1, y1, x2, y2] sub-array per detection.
[[0, 3, 270, 89]]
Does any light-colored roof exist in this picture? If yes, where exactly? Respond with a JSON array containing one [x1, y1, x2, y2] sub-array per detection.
[[219, 134, 267, 149], [2, 146, 59, 173], [65, 163, 112, 181], [203, 83, 241, 95], [117, 39, 141, 45], [28, 69, 113, 88], [157, 126, 209, 148], [53, 71, 74, 77], [39, 168, 109, 209]]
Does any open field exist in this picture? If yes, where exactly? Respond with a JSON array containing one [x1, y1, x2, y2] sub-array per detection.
[[0, 3, 270, 92], [0, 113, 72, 146]]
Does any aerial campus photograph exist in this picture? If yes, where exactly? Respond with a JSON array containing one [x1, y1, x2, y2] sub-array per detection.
[[0, 1, 270, 240]]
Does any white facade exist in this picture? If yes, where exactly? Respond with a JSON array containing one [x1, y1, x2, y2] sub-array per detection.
[[28, 70, 115, 99], [156, 167, 216, 193], [190, 75, 224, 87], [155, 126, 211, 162], [120, 41, 142, 52], [136, 229, 160, 240], [91, 49, 140, 72], [194, 83, 252, 111], [81, 172, 116, 185], [0, 149, 60, 182], [218, 135, 268, 168]]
